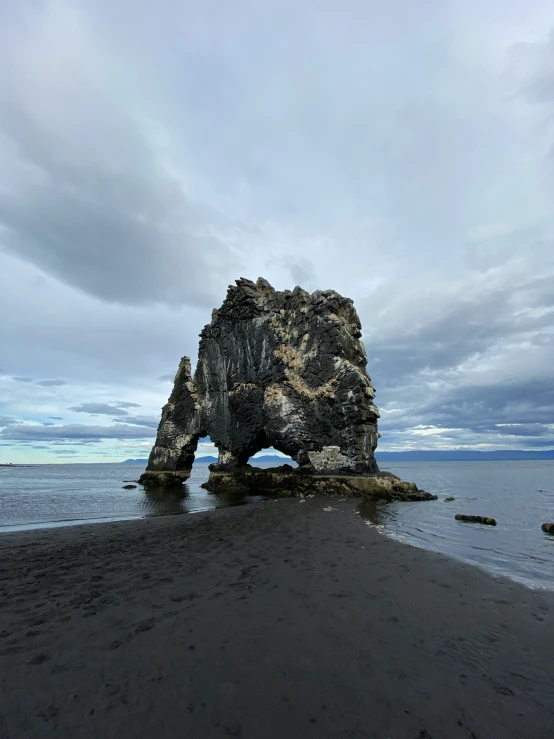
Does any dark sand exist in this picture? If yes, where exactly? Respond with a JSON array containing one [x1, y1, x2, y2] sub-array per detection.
[[1, 498, 553, 739]]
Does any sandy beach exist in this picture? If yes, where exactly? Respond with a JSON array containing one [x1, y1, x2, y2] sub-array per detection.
[[0, 497, 553, 739]]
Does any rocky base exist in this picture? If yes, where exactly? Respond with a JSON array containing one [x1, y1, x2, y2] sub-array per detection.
[[138, 470, 191, 488], [201, 465, 437, 502]]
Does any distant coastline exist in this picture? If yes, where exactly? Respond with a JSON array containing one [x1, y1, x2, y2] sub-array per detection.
[[121, 449, 554, 465], [3, 452, 554, 467], [376, 449, 554, 462]]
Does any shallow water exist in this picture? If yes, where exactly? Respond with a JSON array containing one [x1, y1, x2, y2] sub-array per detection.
[[0, 462, 267, 532], [361, 461, 554, 590], [0, 460, 553, 589]]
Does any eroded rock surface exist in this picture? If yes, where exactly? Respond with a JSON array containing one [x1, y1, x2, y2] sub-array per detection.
[[140, 277, 382, 484], [140, 277, 433, 501], [201, 466, 437, 501]]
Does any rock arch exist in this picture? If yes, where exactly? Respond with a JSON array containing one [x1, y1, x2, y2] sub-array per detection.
[[140, 277, 380, 486]]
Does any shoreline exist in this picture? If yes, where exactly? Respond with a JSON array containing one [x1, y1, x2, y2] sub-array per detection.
[[2, 497, 552, 593], [1, 497, 553, 738]]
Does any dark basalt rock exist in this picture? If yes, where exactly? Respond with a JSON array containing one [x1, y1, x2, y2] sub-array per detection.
[[542, 523, 554, 535], [139, 277, 428, 501], [201, 466, 437, 501], [122, 484, 137, 489], [455, 514, 497, 526]]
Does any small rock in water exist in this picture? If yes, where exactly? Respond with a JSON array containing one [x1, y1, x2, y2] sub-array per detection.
[[455, 514, 496, 526], [541, 522, 554, 535], [444, 497, 455, 502], [122, 484, 137, 489]]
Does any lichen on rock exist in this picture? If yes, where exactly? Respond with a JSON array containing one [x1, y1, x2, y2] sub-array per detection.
[[139, 277, 430, 501]]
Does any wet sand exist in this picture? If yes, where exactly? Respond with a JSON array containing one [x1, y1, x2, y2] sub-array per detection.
[[0, 497, 553, 738]]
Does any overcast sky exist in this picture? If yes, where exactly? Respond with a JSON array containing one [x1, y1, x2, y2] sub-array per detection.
[[1, 0, 554, 463]]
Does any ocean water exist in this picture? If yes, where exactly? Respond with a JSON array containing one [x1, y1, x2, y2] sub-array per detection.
[[0, 462, 266, 532], [0, 460, 553, 589], [361, 461, 554, 590]]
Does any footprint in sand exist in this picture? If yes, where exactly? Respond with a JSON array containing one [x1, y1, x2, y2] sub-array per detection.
[[29, 652, 50, 665]]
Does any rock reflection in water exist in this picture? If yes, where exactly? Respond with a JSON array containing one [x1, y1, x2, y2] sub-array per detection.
[[138, 483, 265, 517], [211, 490, 265, 509], [139, 484, 190, 516]]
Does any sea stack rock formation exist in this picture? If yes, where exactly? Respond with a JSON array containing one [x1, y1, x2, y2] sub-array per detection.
[[140, 278, 435, 501]]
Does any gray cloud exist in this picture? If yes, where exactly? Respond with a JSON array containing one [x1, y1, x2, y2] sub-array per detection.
[[111, 415, 159, 428], [48, 439, 101, 446], [286, 257, 314, 287], [425, 380, 554, 430], [507, 29, 554, 186], [0, 94, 234, 308], [0, 423, 156, 442], [377, 375, 554, 451], [49, 416, 63, 420], [35, 379, 66, 387], [68, 403, 129, 415], [490, 424, 550, 437], [366, 270, 554, 392], [115, 402, 142, 409], [0, 417, 18, 427], [1, 3, 554, 459], [508, 30, 554, 106], [13, 377, 33, 383], [0, 256, 206, 385]]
